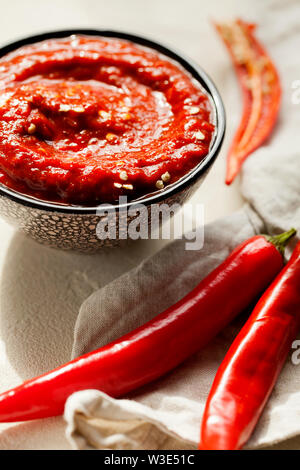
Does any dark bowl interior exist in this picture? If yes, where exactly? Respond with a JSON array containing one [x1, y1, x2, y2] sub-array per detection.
[[0, 29, 225, 214]]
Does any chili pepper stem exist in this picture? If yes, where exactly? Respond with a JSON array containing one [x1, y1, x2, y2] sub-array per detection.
[[265, 228, 296, 256]]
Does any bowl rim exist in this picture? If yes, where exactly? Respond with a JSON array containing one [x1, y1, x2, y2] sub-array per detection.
[[0, 28, 226, 214]]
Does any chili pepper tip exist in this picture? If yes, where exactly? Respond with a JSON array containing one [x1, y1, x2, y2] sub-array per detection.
[[225, 157, 241, 185]]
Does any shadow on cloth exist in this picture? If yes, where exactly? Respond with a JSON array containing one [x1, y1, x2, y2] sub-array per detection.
[[0, 231, 162, 380]]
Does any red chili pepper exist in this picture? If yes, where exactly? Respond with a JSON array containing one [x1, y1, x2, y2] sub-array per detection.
[[215, 19, 281, 185], [200, 238, 300, 450], [0, 230, 295, 423]]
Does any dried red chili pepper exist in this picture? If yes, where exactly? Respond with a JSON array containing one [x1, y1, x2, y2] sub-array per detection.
[[200, 238, 300, 451], [215, 19, 281, 184], [0, 230, 295, 422]]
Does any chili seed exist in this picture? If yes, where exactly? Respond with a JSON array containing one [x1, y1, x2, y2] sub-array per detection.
[[119, 171, 128, 181], [28, 123, 36, 134], [194, 131, 205, 140], [106, 133, 117, 142], [187, 106, 200, 115], [59, 104, 71, 112], [99, 110, 111, 120], [161, 172, 171, 183], [73, 105, 85, 113], [121, 113, 131, 120], [156, 180, 164, 189]]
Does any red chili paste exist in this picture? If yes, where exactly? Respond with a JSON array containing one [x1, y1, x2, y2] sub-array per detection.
[[0, 36, 214, 204]]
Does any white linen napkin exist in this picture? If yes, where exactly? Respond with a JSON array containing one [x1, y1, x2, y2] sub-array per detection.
[[64, 0, 300, 450]]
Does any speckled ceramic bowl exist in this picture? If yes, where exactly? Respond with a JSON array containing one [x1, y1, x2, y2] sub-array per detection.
[[0, 29, 225, 252]]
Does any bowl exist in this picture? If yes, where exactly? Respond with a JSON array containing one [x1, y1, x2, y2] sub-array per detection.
[[0, 29, 225, 252]]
